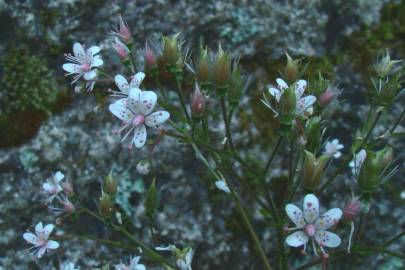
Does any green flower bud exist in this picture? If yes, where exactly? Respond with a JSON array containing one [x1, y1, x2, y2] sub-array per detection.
[[214, 44, 232, 94], [302, 150, 329, 191], [99, 191, 114, 218], [278, 86, 296, 125], [283, 52, 302, 84], [305, 116, 322, 152], [104, 172, 117, 197], [196, 47, 212, 84], [374, 51, 401, 78], [162, 33, 184, 72], [228, 68, 244, 106], [358, 147, 393, 192]]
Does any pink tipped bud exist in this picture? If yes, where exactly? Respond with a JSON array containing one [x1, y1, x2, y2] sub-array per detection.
[[62, 181, 74, 195], [114, 38, 130, 60], [319, 89, 335, 107], [118, 16, 132, 44], [343, 199, 361, 223], [191, 84, 206, 118], [145, 45, 157, 68], [63, 199, 76, 213]]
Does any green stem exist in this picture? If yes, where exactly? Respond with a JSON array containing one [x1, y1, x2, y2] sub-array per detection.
[[389, 108, 405, 134], [175, 78, 192, 125], [261, 137, 283, 179], [383, 231, 405, 247], [220, 96, 235, 150]]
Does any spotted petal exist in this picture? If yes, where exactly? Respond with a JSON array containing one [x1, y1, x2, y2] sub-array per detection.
[[315, 231, 341, 248], [130, 72, 146, 88], [276, 78, 288, 90], [83, 70, 97, 81], [54, 171, 64, 182], [285, 231, 309, 247], [315, 208, 342, 230], [47, 240, 59, 249], [109, 98, 133, 123], [268, 87, 282, 102], [296, 96, 316, 115], [285, 204, 306, 229], [295, 79, 307, 98], [23, 232, 38, 244], [87, 46, 101, 56], [62, 63, 82, 74], [303, 194, 319, 223], [128, 88, 142, 112], [145, 111, 170, 128], [115, 74, 129, 92], [73, 43, 85, 60], [35, 222, 44, 235], [43, 224, 54, 238], [139, 91, 157, 115], [92, 56, 103, 67], [131, 124, 147, 148]]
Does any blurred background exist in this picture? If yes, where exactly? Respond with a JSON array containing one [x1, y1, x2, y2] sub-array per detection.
[[0, 0, 404, 269]]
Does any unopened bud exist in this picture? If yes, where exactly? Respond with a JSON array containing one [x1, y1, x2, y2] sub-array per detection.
[[302, 150, 329, 191], [62, 180, 74, 195], [279, 87, 296, 124], [376, 146, 393, 169], [375, 51, 401, 78], [113, 38, 130, 60], [283, 52, 301, 84], [319, 89, 335, 107], [99, 191, 114, 218], [144, 44, 157, 69], [191, 84, 206, 119], [136, 159, 151, 175], [214, 44, 232, 93], [62, 198, 76, 214], [162, 33, 183, 68], [305, 116, 322, 152], [104, 172, 118, 196], [116, 15, 132, 44], [196, 47, 211, 84], [342, 199, 361, 223]]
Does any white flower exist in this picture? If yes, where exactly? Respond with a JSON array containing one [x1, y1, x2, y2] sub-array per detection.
[[42, 171, 64, 203], [215, 180, 230, 193], [114, 256, 146, 270], [177, 248, 193, 270], [60, 262, 79, 270], [109, 88, 170, 148], [62, 42, 103, 89], [136, 159, 151, 175], [285, 194, 342, 256], [323, 139, 344, 159], [113, 72, 145, 96], [349, 149, 367, 175], [266, 78, 316, 117], [23, 222, 59, 258]]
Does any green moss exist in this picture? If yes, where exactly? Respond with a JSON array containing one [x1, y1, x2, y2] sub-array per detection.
[[0, 47, 60, 147]]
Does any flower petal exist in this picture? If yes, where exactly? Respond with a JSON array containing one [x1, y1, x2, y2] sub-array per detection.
[[295, 79, 307, 98], [276, 78, 288, 90], [115, 74, 129, 92], [145, 111, 170, 128], [36, 247, 47, 258], [285, 204, 306, 229], [315, 208, 342, 230], [128, 88, 142, 112], [62, 63, 82, 74], [54, 171, 64, 182], [131, 124, 147, 148], [139, 91, 157, 115], [84, 70, 97, 81], [87, 46, 101, 56], [296, 96, 316, 115], [43, 224, 54, 239], [23, 232, 38, 244], [303, 194, 319, 223], [268, 87, 282, 102], [35, 222, 44, 235], [91, 56, 103, 67], [109, 99, 133, 123], [46, 240, 59, 249], [285, 231, 309, 247], [215, 180, 230, 193], [130, 72, 145, 88], [315, 231, 341, 248], [73, 43, 85, 59]]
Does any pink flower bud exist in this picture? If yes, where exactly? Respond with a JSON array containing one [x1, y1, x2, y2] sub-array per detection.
[[319, 89, 335, 107], [118, 16, 132, 44], [343, 199, 361, 223], [114, 38, 130, 60], [191, 84, 206, 118], [145, 45, 157, 68], [63, 199, 76, 213], [62, 181, 74, 195]]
